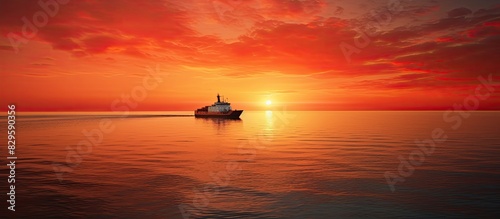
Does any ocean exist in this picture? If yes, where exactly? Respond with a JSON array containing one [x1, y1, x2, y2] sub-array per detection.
[[1, 111, 499, 218]]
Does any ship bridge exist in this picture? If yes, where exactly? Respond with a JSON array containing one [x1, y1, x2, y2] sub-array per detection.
[[208, 94, 232, 112]]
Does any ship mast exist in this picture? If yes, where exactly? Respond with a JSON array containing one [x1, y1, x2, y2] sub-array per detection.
[[217, 93, 221, 102]]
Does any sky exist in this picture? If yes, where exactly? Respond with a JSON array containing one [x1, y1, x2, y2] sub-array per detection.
[[1, 0, 499, 111]]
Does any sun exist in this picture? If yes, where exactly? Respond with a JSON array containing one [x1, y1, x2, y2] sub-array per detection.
[[266, 100, 272, 105]]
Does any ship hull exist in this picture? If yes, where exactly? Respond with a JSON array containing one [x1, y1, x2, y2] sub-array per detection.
[[194, 110, 243, 119]]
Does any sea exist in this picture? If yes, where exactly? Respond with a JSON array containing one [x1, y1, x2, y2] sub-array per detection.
[[1, 111, 499, 218]]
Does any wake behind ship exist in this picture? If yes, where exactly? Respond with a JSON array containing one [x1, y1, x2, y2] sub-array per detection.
[[194, 94, 243, 119]]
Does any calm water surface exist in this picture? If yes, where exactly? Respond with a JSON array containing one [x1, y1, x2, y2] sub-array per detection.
[[2, 111, 500, 218]]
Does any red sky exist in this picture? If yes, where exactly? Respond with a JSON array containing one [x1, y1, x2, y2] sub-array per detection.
[[1, 0, 499, 111]]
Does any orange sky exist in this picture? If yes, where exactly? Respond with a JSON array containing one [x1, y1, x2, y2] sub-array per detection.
[[1, 0, 499, 111]]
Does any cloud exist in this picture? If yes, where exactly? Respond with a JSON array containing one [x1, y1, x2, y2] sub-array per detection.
[[30, 62, 53, 67], [0, 45, 14, 51], [263, 0, 327, 17], [0, 0, 195, 57], [448, 7, 473, 18], [1, 0, 499, 92]]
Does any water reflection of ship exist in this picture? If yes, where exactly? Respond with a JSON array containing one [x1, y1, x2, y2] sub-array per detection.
[[195, 117, 242, 130]]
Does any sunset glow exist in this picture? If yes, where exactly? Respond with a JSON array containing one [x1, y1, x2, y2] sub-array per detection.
[[1, 0, 499, 111], [2, 1, 500, 217]]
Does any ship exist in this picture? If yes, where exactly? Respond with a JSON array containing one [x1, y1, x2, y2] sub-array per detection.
[[194, 94, 243, 119]]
